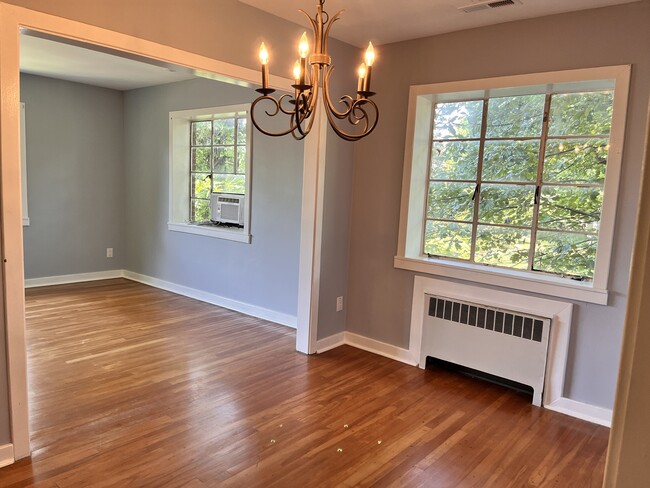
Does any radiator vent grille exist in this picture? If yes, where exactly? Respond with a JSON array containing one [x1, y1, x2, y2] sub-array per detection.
[[428, 296, 543, 342], [487, 0, 516, 8]]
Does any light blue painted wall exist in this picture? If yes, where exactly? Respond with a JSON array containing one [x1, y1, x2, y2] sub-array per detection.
[[21, 74, 126, 279], [123, 78, 304, 318]]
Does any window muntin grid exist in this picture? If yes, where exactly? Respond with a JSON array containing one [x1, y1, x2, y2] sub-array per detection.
[[423, 90, 613, 280], [189, 112, 247, 223]]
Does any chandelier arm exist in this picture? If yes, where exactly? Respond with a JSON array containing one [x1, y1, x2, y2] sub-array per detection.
[[277, 94, 300, 116], [322, 66, 349, 119], [323, 107, 364, 142], [298, 9, 319, 39], [321, 65, 377, 138], [251, 95, 311, 138], [296, 69, 321, 138], [350, 102, 371, 129], [323, 10, 344, 55], [292, 92, 309, 139], [324, 99, 380, 141]]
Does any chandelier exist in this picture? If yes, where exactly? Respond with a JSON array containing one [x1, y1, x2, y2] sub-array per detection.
[[251, 0, 379, 142]]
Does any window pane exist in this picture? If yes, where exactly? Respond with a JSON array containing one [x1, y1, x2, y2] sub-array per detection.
[[543, 138, 609, 184], [191, 121, 212, 146], [191, 174, 211, 199], [548, 91, 613, 136], [433, 100, 483, 140], [478, 184, 535, 226], [427, 182, 475, 221], [475, 226, 530, 269], [213, 146, 235, 174], [191, 198, 210, 222], [236, 146, 247, 175], [213, 118, 235, 145], [538, 186, 603, 232], [191, 147, 211, 172], [482, 140, 540, 182], [431, 141, 479, 180], [534, 231, 597, 278], [424, 221, 472, 259], [486, 95, 545, 138], [213, 174, 246, 194], [237, 117, 247, 143]]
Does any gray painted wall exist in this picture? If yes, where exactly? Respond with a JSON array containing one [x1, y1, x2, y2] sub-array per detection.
[[21, 74, 126, 279], [123, 77, 304, 317], [346, 2, 650, 410], [316, 41, 359, 340]]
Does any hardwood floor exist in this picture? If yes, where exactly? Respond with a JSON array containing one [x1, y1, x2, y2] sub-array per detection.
[[0, 279, 608, 487]]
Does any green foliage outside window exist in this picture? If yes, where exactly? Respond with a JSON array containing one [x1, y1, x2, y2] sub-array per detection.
[[424, 90, 614, 280], [189, 113, 247, 223]]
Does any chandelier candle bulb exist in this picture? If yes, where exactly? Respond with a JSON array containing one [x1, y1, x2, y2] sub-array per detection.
[[363, 43, 375, 92], [299, 32, 309, 86], [357, 64, 366, 94], [293, 60, 301, 85], [259, 42, 269, 89]]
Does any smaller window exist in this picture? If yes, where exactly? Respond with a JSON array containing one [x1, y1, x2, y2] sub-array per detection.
[[189, 113, 248, 223], [169, 104, 252, 243]]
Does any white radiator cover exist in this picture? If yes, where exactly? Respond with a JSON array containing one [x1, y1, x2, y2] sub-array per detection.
[[420, 294, 551, 406]]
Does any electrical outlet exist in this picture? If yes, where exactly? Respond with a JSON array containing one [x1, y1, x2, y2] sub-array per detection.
[[106, 247, 113, 258], [336, 296, 344, 312]]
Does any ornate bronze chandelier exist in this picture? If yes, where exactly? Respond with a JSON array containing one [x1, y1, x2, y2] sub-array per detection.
[[251, 0, 379, 142]]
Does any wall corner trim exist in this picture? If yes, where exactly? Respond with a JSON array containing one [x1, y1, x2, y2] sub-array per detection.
[[315, 331, 417, 366], [0, 443, 15, 469], [545, 397, 612, 427], [315, 332, 345, 353]]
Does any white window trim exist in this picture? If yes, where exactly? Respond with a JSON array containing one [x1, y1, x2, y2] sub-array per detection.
[[396, 66, 631, 305], [168, 103, 252, 243]]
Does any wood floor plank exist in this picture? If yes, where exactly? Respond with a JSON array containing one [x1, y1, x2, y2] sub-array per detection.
[[0, 279, 609, 487]]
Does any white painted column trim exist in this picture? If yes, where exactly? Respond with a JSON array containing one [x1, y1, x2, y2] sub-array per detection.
[[296, 106, 328, 354], [0, 443, 14, 468]]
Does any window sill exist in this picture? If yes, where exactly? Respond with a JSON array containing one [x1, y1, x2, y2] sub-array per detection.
[[168, 222, 251, 243], [394, 255, 608, 305]]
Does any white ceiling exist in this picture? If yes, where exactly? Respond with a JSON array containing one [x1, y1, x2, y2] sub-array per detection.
[[20, 35, 196, 91], [238, 0, 640, 47]]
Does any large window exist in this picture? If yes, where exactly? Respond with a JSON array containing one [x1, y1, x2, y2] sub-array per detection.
[[397, 67, 630, 304], [169, 104, 252, 243], [426, 91, 612, 280]]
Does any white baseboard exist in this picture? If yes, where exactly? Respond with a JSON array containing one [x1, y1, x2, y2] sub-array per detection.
[[0, 443, 14, 469], [316, 331, 416, 366], [345, 332, 418, 366], [24, 270, 125, 288], [123, 270, 297, 329], [316, 332, 345, 353], [545, 397, 612, 427]]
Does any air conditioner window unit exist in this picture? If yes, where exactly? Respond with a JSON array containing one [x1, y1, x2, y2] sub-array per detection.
[[211, 192, 245, 226]]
